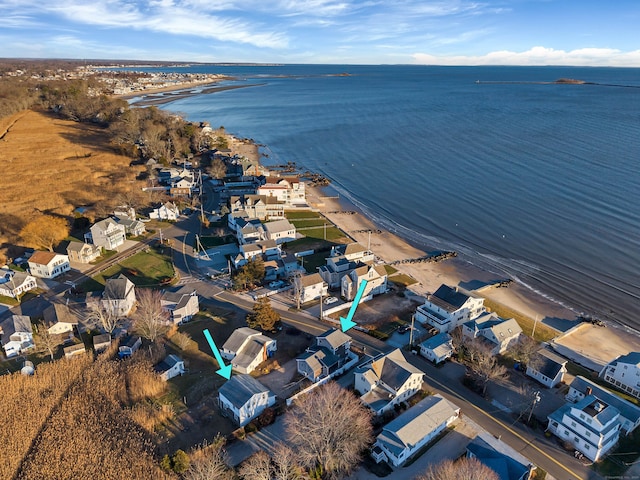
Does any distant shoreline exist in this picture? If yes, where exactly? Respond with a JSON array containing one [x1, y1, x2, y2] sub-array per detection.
[[127, 83, 264, 107]]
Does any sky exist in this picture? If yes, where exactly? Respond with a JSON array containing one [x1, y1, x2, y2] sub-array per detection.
[[1, 0, 639, 66]]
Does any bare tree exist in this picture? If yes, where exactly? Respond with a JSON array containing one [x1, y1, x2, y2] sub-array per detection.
[[185, 439, 233, 480], [85, 300, 120, 334], [510, 334, 542, 369], [239, 451, 272, 480], [415, 457, 499, 480], [272, 443, 303, 480], [36, 324, 61, 360], [469, 340, 508, 395], [285, 381, 373, 480], [171, 331, 194, 351], [132, 288, 169, 342], [207, 158, 227, 179]]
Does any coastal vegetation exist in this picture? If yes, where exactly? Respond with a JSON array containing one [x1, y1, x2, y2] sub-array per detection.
[[483, 298, 558, 342]]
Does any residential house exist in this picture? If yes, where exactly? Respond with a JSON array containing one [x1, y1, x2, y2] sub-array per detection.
[[44, 303, 79, 335], [221, 327, 277, 374], [64, 343, 86, 358], [257, 176, 306, 205], [154, 354, 185, 381], [92, 333, 112, 353], [297, 328, 352, 382], [66, 241, 101, 263], [116, 217, 146, 236], [230, 195, 285, 220], [27, 251, 70, 279], [295, 273, 328, 304], [0, 269, 37, 298], [149, 202, 180, 221], [218, 374, 276, 427], [0, 315, 34, 358], [526, 350, 568, 388], [233, 217, 266, 245], [86, 218, 126, 251], [161, 287, 199, 324], [565, 376, 640, 435], [355, 349, 424, 415], [600, 352, 640, 400], [341, 264, 388, 301], [419, 332, 454, 364], [119, 335, 142, 358], [414, 284, 485, 333], [462, 312, 522, 355], [330, 243, 375, 263], [102, 274, 136, 316], [232, 240, 281, 269], [318, 256, 362, 290], [113, 206, 136, 220], [169, 169, 196, 196], [547, 395, 622, 461], [466, 432, 535, 480], [263, 219, 296, 244], [372, 394, 460, 467]]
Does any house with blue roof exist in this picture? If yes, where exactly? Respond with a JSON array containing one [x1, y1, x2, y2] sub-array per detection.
[[419, 332, 453, 364], [466, 432, 535, 480]]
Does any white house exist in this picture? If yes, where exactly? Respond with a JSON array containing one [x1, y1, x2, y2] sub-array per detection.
[[66, 241, 101, 264], [0, 269, 37, 298], [462, 312, 522, 355], [600, 352, 640, 400], [27, 251, 70, 279], [263, 219, 296, 244], [116, 217, 146, 236], [154, 354, 185, 381], [44, 303, 78, 335], [340, 264, 388, 301], [149, 202, 180, 221], [64, 343, 86, 358], [466, 432, 535, 480], [372, 394, 460, 467], [330, 243, 375, 263], [297, 328, 352, 382], [547, 395, 622, 462], [355, 349, 424, 415], [318, 243, 374, 290], [526, 349, 568, 388], [218, 374, 276, 427], [102, 274, 136, 317], [233, 217, 266, 245], [1, 315, 34, 358], [414, 284, 484, 333], [221, 327, 277, 374], [92, 333, 112, 353], [295, 273, 328, 304], [119, 335, 142, 358], [161, 287, 199, 324], [565, 376, 640, 435], [257, 176, 306, 205], [86, 218, 126, 251], [419, 332, 454, 364]]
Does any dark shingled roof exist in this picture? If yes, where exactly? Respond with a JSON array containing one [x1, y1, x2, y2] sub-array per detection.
[[429, 284, 471, 312]]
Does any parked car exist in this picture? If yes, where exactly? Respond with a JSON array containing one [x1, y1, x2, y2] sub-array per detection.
[[324, 296, 339, 305]]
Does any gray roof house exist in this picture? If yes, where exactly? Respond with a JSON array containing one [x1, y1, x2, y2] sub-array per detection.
[[466, 432, 535, 480], [154, 354, 185, 381], [372, 394, 460, 467], [462, 312, 522, 355], [66, 241, 101, 264], [92, 333, 112, 353], [297, 328, 352, 382], [221, 327, 277, 374], [414, 284, 485, 333], [86, 217, 126, 251], [161, 286, 199, 324], [103, 274, 136, 317], [218, 374, 276, 426], [0, 315, 34, 358], [44, 303, 79, 335], [263, 219, 296, 244], [526, 349, 568, 388], [355, 349, 424, 415], [600, 352, 640, 400], [419, 332, 454, 364]]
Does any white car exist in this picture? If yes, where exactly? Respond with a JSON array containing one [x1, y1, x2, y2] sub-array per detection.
[[324, 296, 339, 305]]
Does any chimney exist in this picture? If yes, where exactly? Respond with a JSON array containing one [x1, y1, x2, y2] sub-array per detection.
[[586, 387, 592, 396]]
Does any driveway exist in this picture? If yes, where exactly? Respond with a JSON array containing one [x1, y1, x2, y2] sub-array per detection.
[[226, 415, 289, 466]]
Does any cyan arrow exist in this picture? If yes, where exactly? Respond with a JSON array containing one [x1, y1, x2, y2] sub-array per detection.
[[340, 279, 369, 332], [203, 329, 232, 380]]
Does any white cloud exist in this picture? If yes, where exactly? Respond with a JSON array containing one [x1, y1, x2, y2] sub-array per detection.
[[412, 46, 640, 67]]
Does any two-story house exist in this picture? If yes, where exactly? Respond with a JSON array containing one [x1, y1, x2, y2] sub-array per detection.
[[414, 284, 485, 333], [161, 287, 199, 325], [149, 202, 180, 221], [600, 352, 640, 400], [297, 328, 351, 382], [218, 374, 276, 427], [319, 243, 374, 290], [44, 303, 79, 335], [102, 274, 136, 317], [0, 269, 37, 298], [221, 327, 277, 374], [0, 315, 34, 358], [462, 312, 522, 355], [340, 264, 388, 301], [27, 251, 70, 279], [295, 273, 328, 304], [86, 218, 126, 251], [263, 219, 296, 244], [355, 349, 424, 415], [66, 241, 102, 263]]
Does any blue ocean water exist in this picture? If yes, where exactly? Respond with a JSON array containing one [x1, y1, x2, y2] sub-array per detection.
[[149, 65, 639, 331]]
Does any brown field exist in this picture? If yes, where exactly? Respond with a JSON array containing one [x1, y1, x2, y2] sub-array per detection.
[[0, 109, 146, 252]]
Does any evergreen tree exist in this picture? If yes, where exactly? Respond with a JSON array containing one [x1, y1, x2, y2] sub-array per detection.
[[246, 297, 280, 332]]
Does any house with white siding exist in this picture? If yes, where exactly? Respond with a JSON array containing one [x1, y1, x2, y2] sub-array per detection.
[[419, 332, 454, 364], [27, 251, 70, 279], [263, 219, 296, 244], [295, 273, 328, 304], [221, 327, 277, 374], [149, 202, 180, 221], [44, 303, 79, 335], [526, 349, 568, 388], [154, 354, 185, 381], [466, 432, 535, 480], [86, 218, 126, 251], [161, 287, 199, 324], [414, 284, 485, 333], [1, 315, 34, 358], [218, 374, 276, 427], [0, 269, 37, 298], [102, 274, 136, 317], [340, 264, 388, 301], [600, 352, 640, 400], [462, 312, 522, 355]]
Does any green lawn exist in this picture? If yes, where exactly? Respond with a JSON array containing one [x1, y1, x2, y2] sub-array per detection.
[[90, 249, 117, 264], [284, 237, 337, 254], [383, 265, 398, 275], [301, 226, 347, 241], [80, 247, 175, 291], [388, 273, 418, 287], [285, 211, 322, 220], [299, 252, 327, 274], [291, 219, 332, 228], [0, 294, 20, 306], [198, 235, 236, 248]]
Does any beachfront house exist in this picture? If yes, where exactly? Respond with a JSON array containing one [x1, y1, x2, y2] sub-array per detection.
[[221, 327, 277, 374], [86, 218, 126, 251], [355, 349, 424, 415], [462, 312, 522, 355], [319, 242, 375, 290], [66, 241, 101, 264], [0, 268, 37, 298], [526, 349, 568, 388], [27, 251, 70, 279], [372, 394, 460, 467], [218, 374, 276, 427], [297, 328, 352, 382], [566, 376, 640, 435], [466, 432, 536, 480], [419, 332, 454, 364], [600, 352, 640, 400], [161, 286, 199, 325], [340, 264, 388, 301], [263, 219, 296, 244], [102, 274, 136, 317], [0, 315, 34, 358], [256, 176, 306, 206], [230, 194, 286, 220], [295, 273, 328, 304], [330, 243, 375, 263], [414, 284, 485, 333]]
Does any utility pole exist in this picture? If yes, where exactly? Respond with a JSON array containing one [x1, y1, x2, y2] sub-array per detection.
[[528, 390, 541, 424], [409, 314, 415, 348], [319, 291, 323, 320], [532, 315, 538, 338]]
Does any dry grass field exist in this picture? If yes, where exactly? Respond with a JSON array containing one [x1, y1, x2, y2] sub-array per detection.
[[0, 109, 146, 252]]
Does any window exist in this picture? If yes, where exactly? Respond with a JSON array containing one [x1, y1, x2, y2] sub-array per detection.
[[571, 421, 577, 427]]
